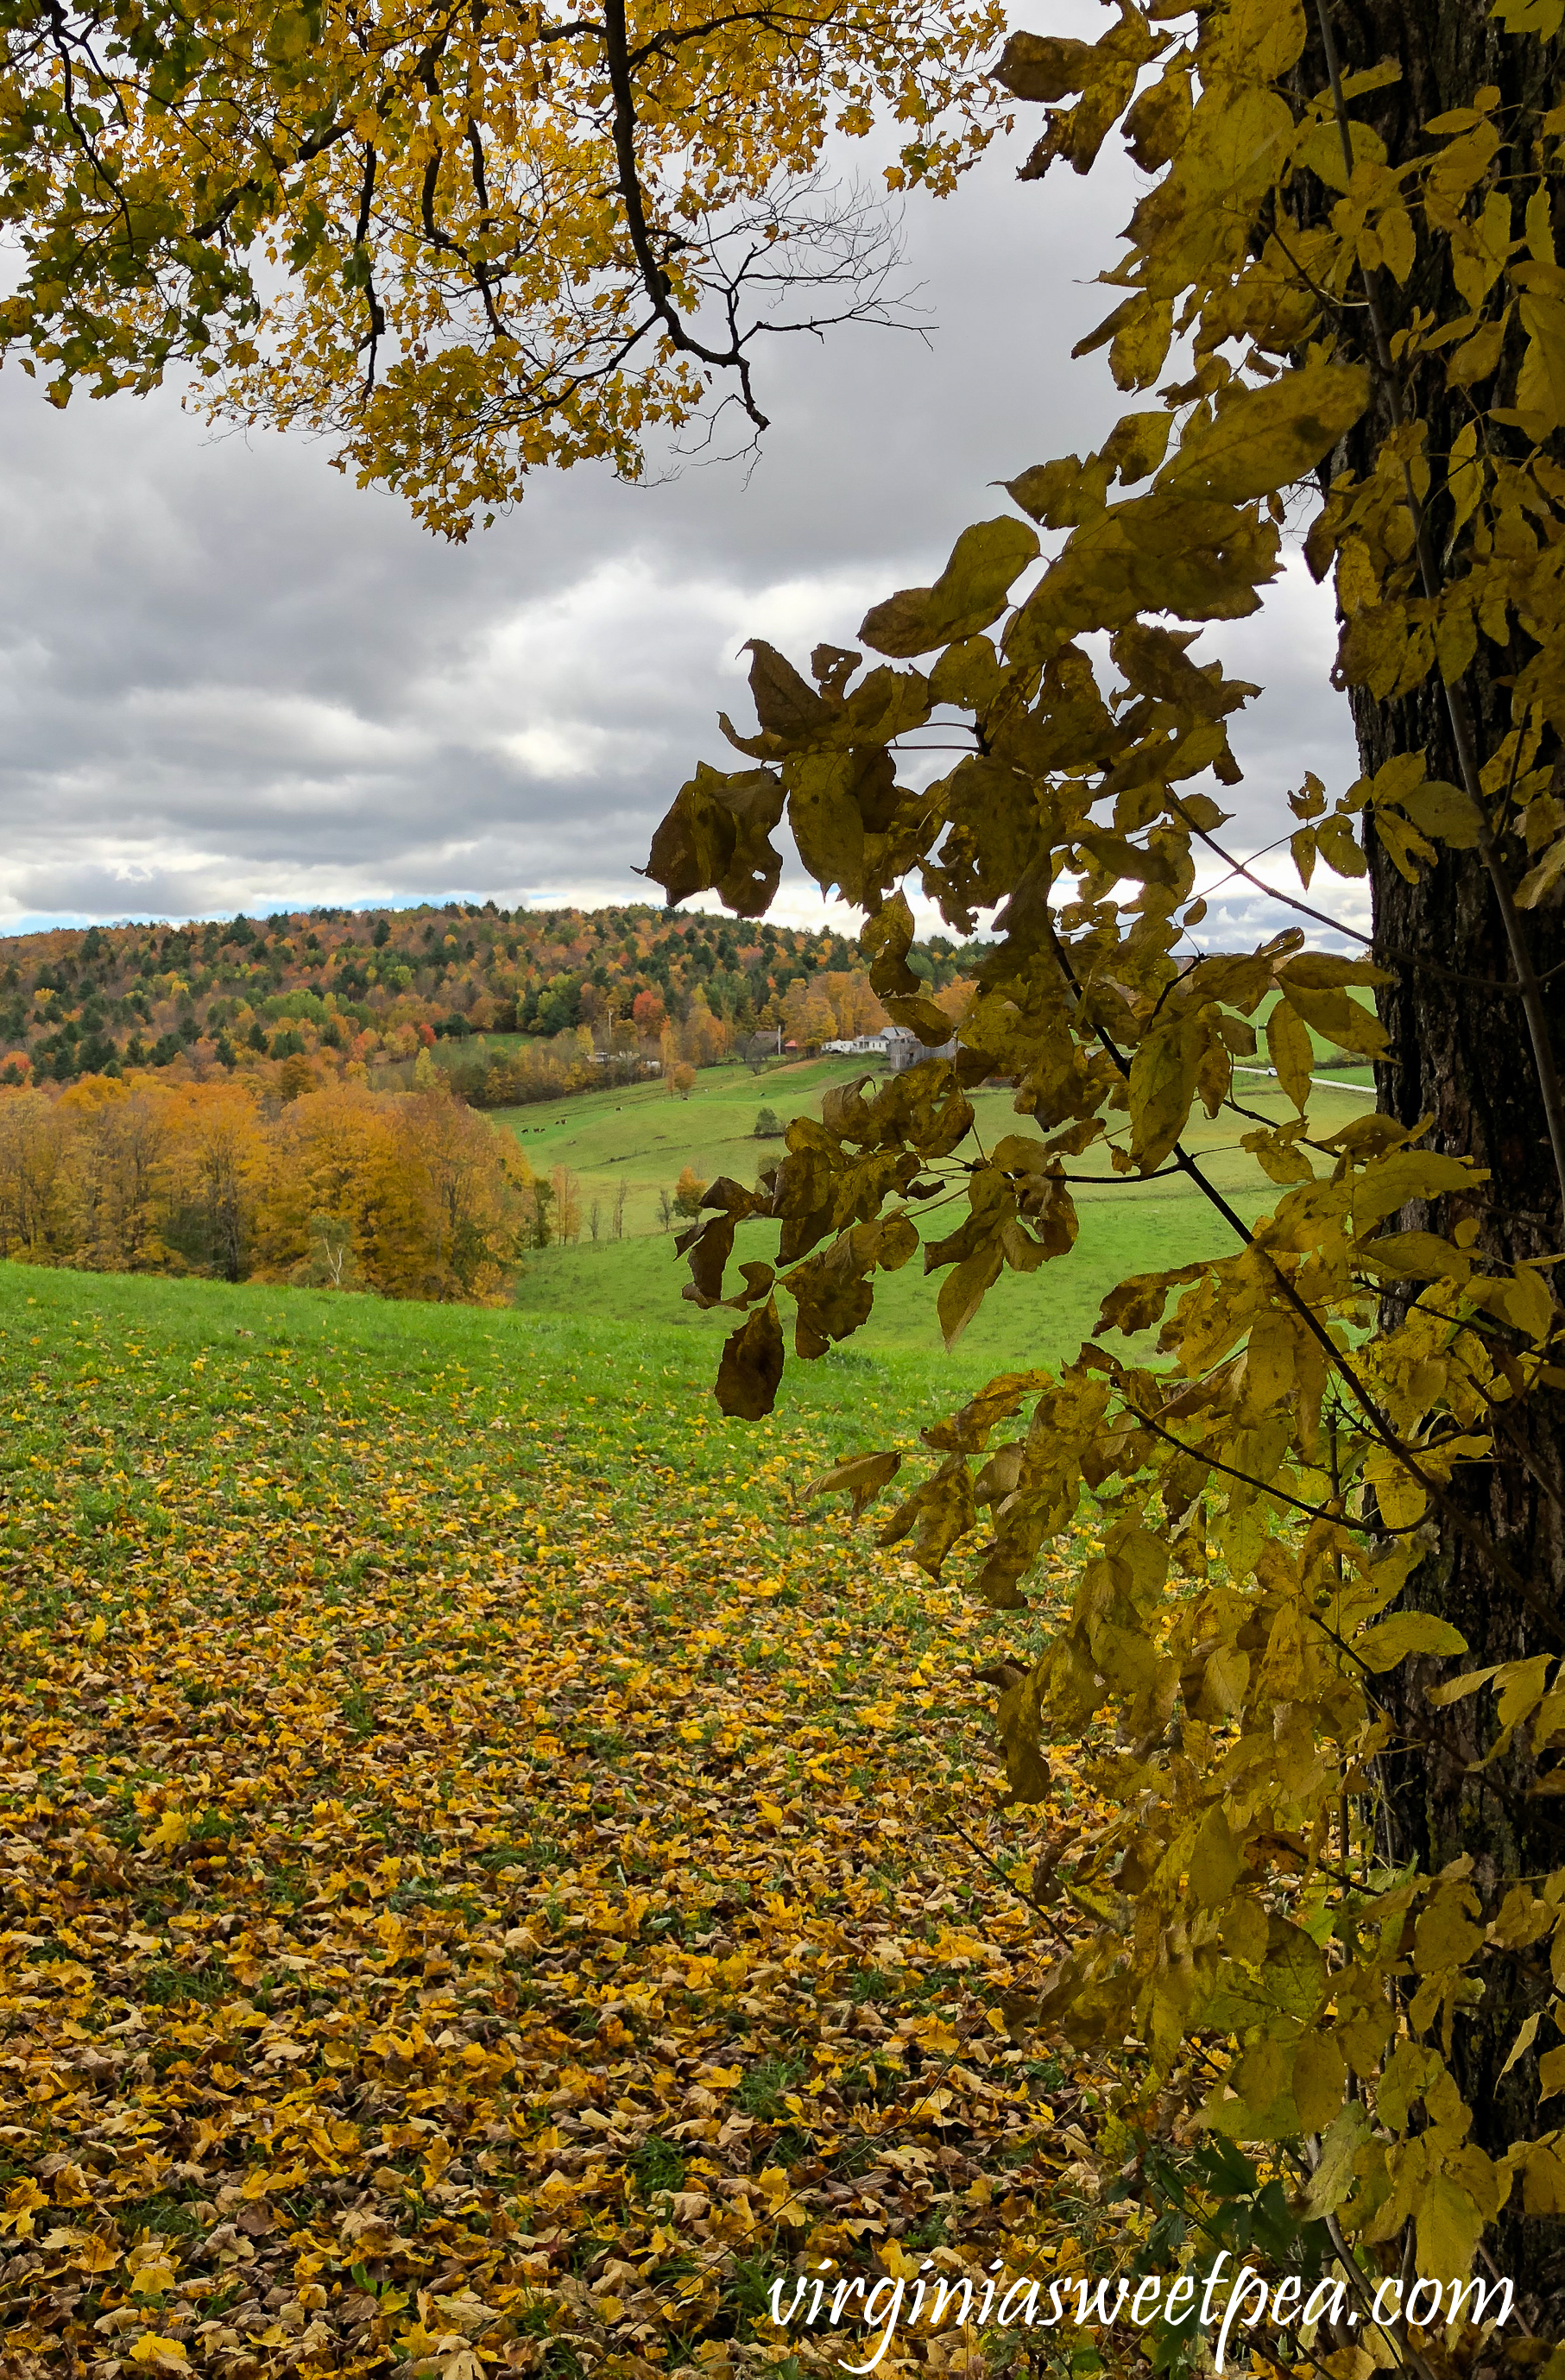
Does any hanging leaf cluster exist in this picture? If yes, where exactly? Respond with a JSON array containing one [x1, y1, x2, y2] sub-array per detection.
[[647, 0, 1565, 2327]]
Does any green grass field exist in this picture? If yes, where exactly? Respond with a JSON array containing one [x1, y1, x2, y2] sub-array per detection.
[[491, 1054, 1377, 1372], [0, 1259, 981, 1569], [0, 1260, 1079, 2374]]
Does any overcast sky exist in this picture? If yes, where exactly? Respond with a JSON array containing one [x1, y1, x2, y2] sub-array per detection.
[[0, 94, 1362, 948]]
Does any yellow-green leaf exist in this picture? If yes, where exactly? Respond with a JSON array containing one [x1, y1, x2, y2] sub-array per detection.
[[1265, 998, 1314, 1112], [1188, 1803, 1243, 1904], [1356, 1612, 1468, 1672], [1292, 2030, 1346, 2132], [1156, 363, 1370, 506], [1415, 2170, 1483, 2282], [1127, 1011, 1207, 1171], [861, 519, 1039, 660]]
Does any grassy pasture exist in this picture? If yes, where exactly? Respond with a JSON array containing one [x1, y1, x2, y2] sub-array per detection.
[[0, 1261, 1107, 2375], [0, 988, 1383, 2369], [495, 1056, 1378, 1372]]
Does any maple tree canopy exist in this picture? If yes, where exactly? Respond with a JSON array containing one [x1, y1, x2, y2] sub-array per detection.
[[0, 0, 1006, 533]]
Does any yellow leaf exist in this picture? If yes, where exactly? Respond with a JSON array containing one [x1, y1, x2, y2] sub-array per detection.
[[1446, 419, 1485, 538], [1356, 1229, 1470, 1280], [1188, 1803, 1243, 1904], [1522, 2140, 1565, 2213], [1292, 2031, 1346, 2132], [1304, 2101, 1373, 2217], [937, 1242, 1005, 1351], [1397, 778, 1483, 847], [128, 2341, 190, 2371], [1356, 1613, 1468, 1672], [1219, 0, 1308, 82], [1498, 1655, 1553, 1730], [1127, 1010, 1206, 1171], [1516, 832, 1565, 910], [806, 1449, 901, 1518], [1276, 950, 1390, 1055], [1378, 203, 1416, 283], [1351, 1147, 1480, 1234], [1335, 535, 1378, 613], [1101, 408, 1173, 483], [70, 2236, 122, 2275], [1448, 314, 1508, 386], [1414, 2169, 1482, 2282], [1265, 998, 1314, 1112], [0, 2180, 43, 2238], [1412, 1890, 1484, 1975], [1202, 1645, 1251, 1717], [1500, 2011, 1542, 2081], [142, 1809, 191, 1853], [1157, 363, 1370, 506], [1518, 291, 1565, 431], [1497, 1266, 1556, 1345], [861, 519, 1039, 660], [1110, 294, 1176, 390], [1242, 1309, 1296, 1411], [784, 751, 868, 903], [992, 30, 1097, 101], [1528, 183, 1558, 266], [1316, 811, 1366, 876], [1537, 2044, 1565, 2100], [1373, 805, 1438, 881], [1362, 1446, 1428, 1531]]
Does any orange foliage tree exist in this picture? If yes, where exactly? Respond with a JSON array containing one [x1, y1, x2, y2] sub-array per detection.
[[0, 1074, 523, 1302]]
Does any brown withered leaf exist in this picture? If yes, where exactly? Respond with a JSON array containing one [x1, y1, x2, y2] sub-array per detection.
[[714, 1296, 786, 1419], [805, 1449, 903, 1520]]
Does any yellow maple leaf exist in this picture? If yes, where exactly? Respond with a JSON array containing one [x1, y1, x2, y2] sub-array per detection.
[[141, 1809, 191, 1853], [128, 2338, 190, 2371], [0, 2179, 47, 2237]]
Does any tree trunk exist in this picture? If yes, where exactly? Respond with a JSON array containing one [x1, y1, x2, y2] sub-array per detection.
[[1297, 0, 1565, 2324]]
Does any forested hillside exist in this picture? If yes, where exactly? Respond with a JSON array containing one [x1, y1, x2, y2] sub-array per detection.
[[0, 903, 972, 1089]]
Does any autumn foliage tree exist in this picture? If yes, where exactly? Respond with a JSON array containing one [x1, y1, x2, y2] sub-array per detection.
[[0, 0, 1005, 534], [646, 0, 1565, 2337], [672, 1165, 709, 1220], [0, 1074, 525, 1299]]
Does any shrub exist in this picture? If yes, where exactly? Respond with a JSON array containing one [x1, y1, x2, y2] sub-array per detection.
[[754, 1108, 783, 1139]]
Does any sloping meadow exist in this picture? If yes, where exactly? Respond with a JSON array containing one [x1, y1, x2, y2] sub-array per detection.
[[0, 1271, 1113, 2379]]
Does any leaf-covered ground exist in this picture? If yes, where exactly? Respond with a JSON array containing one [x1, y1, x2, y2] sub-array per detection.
[[0, 1270, 1106, 2380]]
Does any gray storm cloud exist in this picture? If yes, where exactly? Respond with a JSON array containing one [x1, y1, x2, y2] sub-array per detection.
[[0, 109, 1360, 945]]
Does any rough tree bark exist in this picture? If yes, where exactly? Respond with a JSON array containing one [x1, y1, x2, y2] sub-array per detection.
[[1292, 0, 1565, 2320]]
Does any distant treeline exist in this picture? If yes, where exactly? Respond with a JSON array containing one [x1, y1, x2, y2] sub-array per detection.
[[0, 902, 981, 1094]]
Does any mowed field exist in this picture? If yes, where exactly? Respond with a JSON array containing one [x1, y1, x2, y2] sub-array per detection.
[[0, 1265, 1117, 2377], [495, 1052, 1377, 1372], [0, 1020, 1381, 2374]]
